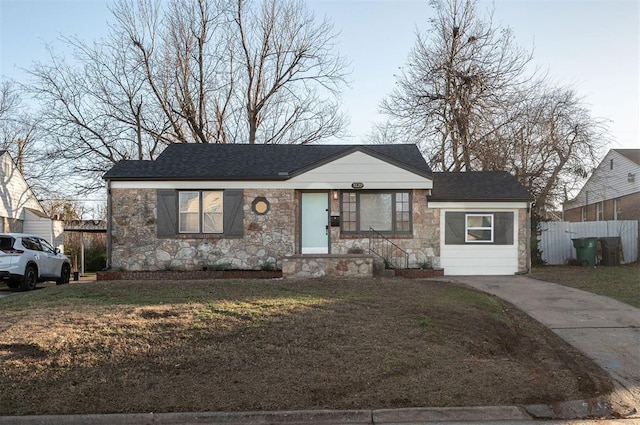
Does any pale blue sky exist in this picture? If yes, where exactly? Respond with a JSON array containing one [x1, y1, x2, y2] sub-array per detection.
[[1, 0, 638, 149]]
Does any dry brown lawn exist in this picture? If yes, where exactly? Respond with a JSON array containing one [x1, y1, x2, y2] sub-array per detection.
[[0, 278, 613, 415], [531, 262, 640, 308]]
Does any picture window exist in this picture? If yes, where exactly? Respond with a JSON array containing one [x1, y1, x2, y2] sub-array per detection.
[[341, 191, 411, 234]]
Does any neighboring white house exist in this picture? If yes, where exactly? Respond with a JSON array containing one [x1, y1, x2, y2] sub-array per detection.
[[563, 149, 640, 223], [0, 150, 64, 250]]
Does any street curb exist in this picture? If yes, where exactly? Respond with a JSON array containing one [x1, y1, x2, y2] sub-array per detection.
[[523, 399, 614, 420], [373, 406, 531, 423], [0, 406, 531, 425], [3, 400, 635, 424]]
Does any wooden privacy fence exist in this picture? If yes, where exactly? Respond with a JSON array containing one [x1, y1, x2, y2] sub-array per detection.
[[538, 220, 638, 265]]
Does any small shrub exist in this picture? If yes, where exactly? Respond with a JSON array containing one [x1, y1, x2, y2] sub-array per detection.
[[417, 259, 433, 269], [259, 261, 277, 271], [212, 262, 232, 271]]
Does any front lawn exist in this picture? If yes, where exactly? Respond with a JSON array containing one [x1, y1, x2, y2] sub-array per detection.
[[530, 262, 640, 308], [0, 278, 613, 415]]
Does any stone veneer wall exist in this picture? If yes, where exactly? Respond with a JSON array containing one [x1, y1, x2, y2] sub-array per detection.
[[517, 208, 529, 272], [110, 188, 526, 273], [329, 189, 440, 268], [110, 188, 296, 271], [281, 254, 373, 278]]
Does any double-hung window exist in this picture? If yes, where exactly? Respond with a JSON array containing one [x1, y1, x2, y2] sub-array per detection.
[[465, 214, 493, 243], [596, 202, 604, 221], [341, 191, 411, 234], [614, 198, 622, 220], [178, 191, 223, 234]]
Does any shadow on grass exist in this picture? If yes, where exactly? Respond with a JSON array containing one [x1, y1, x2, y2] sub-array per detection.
[[0, 278, 615, 415]]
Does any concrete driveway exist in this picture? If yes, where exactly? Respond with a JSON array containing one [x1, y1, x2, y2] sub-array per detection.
[[447, 275, 640, 417]]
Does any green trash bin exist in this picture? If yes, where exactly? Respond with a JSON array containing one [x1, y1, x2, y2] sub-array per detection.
[[571, 237, 598, 266]]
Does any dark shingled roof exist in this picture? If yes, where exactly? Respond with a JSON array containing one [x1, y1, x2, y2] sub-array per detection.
[[614, 149, 640, 165], [429, 171, 532, 202], [103, 144, 433, 180]]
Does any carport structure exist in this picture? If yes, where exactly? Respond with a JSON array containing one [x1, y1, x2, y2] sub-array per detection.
[[63, 220, 106, 276]]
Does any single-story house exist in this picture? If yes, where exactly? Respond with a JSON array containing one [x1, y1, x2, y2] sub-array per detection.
[[103, 144, 532, 276]]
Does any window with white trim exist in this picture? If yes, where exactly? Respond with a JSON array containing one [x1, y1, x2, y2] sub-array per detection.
[[465, 214, 493, 243], [178, 191, 223, 233]]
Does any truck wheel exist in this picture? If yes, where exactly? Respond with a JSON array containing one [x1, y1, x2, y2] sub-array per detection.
[[20, 265, 37, 291], [56, 264, 71, 285]]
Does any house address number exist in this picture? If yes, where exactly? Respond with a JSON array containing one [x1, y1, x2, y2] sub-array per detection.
[[351, 182, 364, 189]]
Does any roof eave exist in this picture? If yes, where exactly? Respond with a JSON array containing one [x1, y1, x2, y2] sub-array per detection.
[[103, 175, 291, 181], [428, 197, 532, 203]]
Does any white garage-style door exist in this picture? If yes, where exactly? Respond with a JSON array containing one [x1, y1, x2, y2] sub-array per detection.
[[439, 209, 519, 275]]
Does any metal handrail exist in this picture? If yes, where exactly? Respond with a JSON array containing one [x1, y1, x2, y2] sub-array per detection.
[[368, 227, 409, 269]]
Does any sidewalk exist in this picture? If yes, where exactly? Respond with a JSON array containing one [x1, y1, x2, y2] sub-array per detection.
[[447, 275, 640, 418]]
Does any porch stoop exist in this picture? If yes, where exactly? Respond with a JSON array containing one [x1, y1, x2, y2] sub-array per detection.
[[373, 258, 396, 278], [281, 254, 374, 278]]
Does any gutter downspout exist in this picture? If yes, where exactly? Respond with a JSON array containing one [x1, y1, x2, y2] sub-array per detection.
[[106, 179, 112, 270], [526, 202, 532, 273]]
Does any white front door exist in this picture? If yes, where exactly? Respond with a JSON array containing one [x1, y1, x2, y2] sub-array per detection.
[[301, 192, 329, 254]]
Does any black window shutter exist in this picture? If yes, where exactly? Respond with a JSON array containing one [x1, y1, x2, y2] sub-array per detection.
[[444, 212, 465, 245], [157, 189, 177, 237], [224, 189, 244, 237]]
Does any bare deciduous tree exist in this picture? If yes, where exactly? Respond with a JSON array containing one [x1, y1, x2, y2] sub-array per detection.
[[234, 0, 348, 144], [0, 80, 57, 198], [24, 0, 349, 194], [375, 0, 607, 214], [498, 86, 609, 215]]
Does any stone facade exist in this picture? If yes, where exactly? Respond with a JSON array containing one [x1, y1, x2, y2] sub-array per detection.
[[112, 188, 556, 276], [329, 190, 441, 268], [281, 254, 373, 278], [517, 208, 529, 272], [110, 188, 442, 272], [110, 188, 297, 271]]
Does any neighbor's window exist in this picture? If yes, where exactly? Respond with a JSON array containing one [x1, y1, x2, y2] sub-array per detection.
[[596, 202, 604, 221], [341, 191, 411, 234], [465, 214, 493, 243], [179, 191, 223, 233], [614, 198, 622, 221], [581, 207, 587, 222]]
